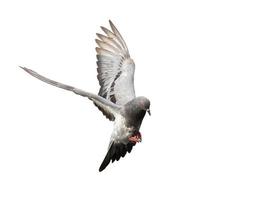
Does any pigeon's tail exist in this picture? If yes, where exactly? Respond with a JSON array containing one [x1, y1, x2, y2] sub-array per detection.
[[99, 142, 135, 172]]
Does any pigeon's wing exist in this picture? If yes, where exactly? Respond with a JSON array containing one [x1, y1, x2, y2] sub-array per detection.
[[99, 141, 135, 172], [96, 20, 136, 106], [20, 67, 120, 121]]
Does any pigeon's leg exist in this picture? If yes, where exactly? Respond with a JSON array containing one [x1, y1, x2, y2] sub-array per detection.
[[129, 132, 142, 143]]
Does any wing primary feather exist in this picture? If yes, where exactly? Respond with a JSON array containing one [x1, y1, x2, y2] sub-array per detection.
[[109, 20, 129, 55], [19, 66, 120, 121], [96, 33, 123, 50], [95, 47, 117, 57], [95, 39, 121, 54], [100, 26, 116, 39]]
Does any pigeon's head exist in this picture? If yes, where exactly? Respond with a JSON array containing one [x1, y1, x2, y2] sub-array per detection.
[[134, 96, 151, 116]]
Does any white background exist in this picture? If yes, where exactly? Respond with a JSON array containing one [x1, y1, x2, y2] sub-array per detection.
[[0, 0, 258, 199]]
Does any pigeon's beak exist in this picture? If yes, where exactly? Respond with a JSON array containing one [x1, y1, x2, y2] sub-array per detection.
[[147, 109, 151, 116]]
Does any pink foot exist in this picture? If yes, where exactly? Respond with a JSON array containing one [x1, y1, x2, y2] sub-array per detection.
[[129, 132, 142, 143]]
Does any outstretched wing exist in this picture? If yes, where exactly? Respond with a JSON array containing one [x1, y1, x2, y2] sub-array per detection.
[[96, 20, 136, 106], [20, 67, 120, 121]]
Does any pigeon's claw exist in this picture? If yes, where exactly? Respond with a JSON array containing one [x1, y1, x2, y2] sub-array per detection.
[[129, 132, 142, 143]]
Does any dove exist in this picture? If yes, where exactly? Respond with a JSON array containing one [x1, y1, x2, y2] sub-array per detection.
[[20, 20, 151, 172]]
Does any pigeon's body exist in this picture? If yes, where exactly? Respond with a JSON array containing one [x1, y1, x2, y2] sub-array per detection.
[[20, 20, 151, 172], [112, 97, 150, 142]]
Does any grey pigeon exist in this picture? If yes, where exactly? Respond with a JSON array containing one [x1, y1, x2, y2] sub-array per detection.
[[20, 20, 151, 172]]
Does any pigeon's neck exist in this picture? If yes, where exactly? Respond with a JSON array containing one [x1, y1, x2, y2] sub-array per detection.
[[122, 105, 146, 128]]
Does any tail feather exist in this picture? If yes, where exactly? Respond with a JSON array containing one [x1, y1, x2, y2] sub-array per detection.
[[99, 142, 135, 172]]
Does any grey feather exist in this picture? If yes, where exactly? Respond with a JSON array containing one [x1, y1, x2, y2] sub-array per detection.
[[109, 20, 129, 55], [96, 21, 136, 106], [96, 33, 123, 50], [20, 20, 151, 172], [19, 66, 120, 121]]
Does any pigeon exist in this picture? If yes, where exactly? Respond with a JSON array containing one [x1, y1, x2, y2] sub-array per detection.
[[20, 20, 151, 172]]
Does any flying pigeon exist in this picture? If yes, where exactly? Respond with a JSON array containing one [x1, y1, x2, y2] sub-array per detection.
[[20, 20, 151, 172]]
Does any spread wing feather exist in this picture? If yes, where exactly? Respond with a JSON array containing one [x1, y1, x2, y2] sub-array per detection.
[[19, 67, 120, 121], [96, 20, 136, 106]]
